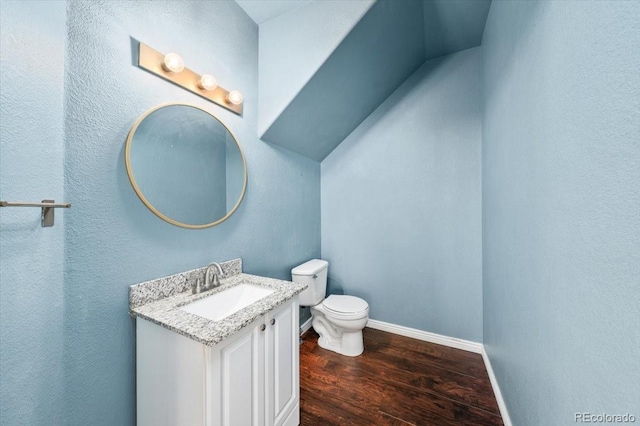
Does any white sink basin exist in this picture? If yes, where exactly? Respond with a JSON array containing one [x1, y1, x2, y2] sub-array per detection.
[[179, 284, 275, 322]]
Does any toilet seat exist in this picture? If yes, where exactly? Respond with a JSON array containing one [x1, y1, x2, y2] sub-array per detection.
[[321, 295, 369, 320]]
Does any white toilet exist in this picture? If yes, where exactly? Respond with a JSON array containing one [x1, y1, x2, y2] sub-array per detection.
[[292, 259, 369, 357]]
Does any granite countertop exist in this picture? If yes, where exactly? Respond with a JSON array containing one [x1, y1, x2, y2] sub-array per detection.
[[129, 259, 307, 346]]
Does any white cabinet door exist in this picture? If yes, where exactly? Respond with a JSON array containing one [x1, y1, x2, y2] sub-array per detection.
[[207, 318, 266, 426], [266, 299, 299, 426]]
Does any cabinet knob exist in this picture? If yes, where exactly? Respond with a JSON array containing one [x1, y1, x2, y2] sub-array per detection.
[[270, 319, 276, 325], [260, 324, 266, 331]]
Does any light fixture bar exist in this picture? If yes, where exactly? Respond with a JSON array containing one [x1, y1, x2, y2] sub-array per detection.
[[137, 42, 243, 115]]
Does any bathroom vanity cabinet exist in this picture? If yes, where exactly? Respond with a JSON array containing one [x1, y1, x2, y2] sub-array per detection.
[[136, 299, 300, 426]]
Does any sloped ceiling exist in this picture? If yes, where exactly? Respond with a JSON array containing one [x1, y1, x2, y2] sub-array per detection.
[[260, 0, 491, 161], [236, 0, 311, 25], [423, 0, 491, 58], [257, 0, 375, 138]]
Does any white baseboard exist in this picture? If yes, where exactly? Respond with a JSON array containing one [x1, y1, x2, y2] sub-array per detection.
[[481, 347, 512, 426], [365, 319, 483, 354], [299, 317, 313, 335]]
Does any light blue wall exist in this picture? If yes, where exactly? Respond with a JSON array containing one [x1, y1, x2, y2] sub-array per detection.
[[482, 1, 640, 424], [61, 1, 319, 424], [0, 1, 66, 425], [258, 0, 374, 136], [322, 47, 483, 342]]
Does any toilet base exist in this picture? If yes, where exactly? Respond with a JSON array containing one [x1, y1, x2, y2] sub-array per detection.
[[317, 329, 364, 357], [309, 300, 368, 357]]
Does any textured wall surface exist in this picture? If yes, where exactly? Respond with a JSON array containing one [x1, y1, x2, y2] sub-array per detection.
[[482, 1, 640, 424], [258, 0, 373, 136], [322, 48, 483, 342], [63, 1, 319, 424], [0, 1, 66, 425]]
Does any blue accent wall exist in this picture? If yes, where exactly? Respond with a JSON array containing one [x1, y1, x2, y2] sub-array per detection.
[[61, 1, 319, 424], [0, 1, 66, 425], [322, 47, 483, 342], [482, 1, 640, 423]]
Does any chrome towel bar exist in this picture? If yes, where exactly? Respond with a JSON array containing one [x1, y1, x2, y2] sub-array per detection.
[[0, 200, 71, 208], [0, 199, 71, 227]]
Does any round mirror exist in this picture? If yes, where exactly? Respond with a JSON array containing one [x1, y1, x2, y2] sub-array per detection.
[[125, 103, 247, 229]]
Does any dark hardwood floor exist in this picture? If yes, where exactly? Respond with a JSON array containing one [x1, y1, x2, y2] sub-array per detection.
[[300, 328, 503, 425]]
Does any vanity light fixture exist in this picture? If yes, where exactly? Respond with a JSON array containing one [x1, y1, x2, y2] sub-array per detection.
[[198, 74, 218, 91], [161, 53, 184, 73], [136, 41, 243, 115], [226, 90, 243, 105]]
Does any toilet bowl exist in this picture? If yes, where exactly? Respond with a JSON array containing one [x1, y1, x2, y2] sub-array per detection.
[[292, 259, 369, 357], [310, 294, 369, 356]]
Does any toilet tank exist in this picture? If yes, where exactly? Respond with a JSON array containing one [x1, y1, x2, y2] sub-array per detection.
[[291, 259, 328, 306]]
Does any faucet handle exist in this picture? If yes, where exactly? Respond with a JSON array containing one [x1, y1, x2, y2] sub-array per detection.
[[192, 278, 203, 294]]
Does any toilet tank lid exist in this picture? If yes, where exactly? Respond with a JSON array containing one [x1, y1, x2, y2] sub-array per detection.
[[291, 259, 328, 276]]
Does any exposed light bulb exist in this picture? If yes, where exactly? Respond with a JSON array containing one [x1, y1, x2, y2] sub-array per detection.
[[161, 53, 184, 73], [198, 74, 218, 91], [226, 90, 243, 105]]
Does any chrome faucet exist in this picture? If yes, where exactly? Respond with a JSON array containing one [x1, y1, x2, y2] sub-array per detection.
[[204, 262, 224, 290]]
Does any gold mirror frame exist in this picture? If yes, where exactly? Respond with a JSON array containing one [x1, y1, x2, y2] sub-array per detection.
[[125, 102, 247, 229]]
